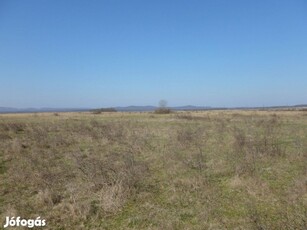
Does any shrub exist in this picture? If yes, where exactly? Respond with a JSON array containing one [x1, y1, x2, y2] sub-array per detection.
[[91, 108, 117, 114], [154, 108, 172, 114]]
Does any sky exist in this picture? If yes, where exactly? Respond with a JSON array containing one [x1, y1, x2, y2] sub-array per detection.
[[0, 0, 306, 108]]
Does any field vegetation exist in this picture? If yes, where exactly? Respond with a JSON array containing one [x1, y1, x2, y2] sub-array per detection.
[[0, 110, 306, 229]]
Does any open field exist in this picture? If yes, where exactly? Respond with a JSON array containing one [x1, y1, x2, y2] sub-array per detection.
[[0, 110, 306, 229]]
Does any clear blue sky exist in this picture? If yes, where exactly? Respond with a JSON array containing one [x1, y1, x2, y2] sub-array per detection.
[[0, 0, 306, 108]]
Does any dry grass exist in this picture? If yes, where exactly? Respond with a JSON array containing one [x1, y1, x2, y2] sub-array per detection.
[[0, 110, 306, 229]]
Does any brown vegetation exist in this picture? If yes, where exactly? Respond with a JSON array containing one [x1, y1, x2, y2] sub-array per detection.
[[0, 110, 306, 229]]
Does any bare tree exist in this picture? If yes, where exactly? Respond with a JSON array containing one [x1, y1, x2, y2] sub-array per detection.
[[155, 100, 171, 114], [159, 100, 168, 108]]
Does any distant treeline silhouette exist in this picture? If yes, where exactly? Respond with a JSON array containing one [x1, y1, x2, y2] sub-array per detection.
[[91, 108, 117, 114]]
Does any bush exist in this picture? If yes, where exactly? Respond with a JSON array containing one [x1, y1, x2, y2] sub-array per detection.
[[154, 108, 172, 114], [91, 108, 117, 114]]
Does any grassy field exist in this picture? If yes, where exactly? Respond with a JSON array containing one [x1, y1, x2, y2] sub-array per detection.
[[0, 110, 306, 229]]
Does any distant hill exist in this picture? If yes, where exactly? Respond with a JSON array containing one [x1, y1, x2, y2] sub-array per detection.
[[0, 107, 90, 113], [293, 104, 307, 107], [0, 105, 306, 114], [114, 105, 212, 112], [172, 105, 212, 111], [0, 105, 212, 113], [115, 106, 157, 112], [0, 107, 18, 113]]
